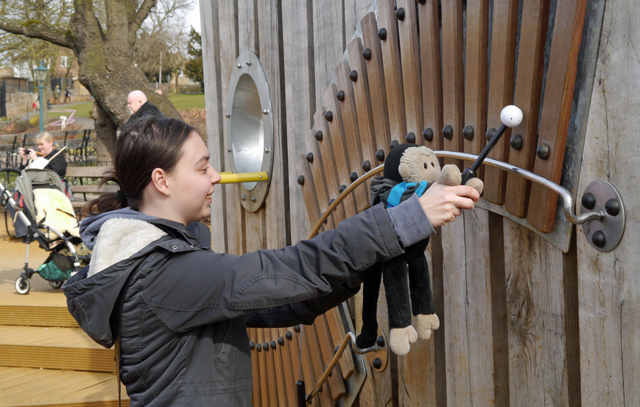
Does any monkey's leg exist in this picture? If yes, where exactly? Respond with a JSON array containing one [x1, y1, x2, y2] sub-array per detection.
[[383, 256, 416, 355], [356, 262, 383, 349], [408, 253, 440, 339]]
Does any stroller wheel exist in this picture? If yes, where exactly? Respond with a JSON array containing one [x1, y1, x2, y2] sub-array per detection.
[[49, 280, 64, 289], [15, 276, 30, 295]]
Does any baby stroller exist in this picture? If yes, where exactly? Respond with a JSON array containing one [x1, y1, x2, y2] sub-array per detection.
[[0, 168, 90, 294]]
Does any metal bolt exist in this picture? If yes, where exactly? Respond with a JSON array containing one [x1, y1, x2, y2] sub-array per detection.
[[271, 341, 277, 349], [350, 171, 358, 182], [442, 125, 453, 140], [418, 0, 426, 4], [339, 185, 346, 193], [337, 90, 345, 101], [286, 331, 293, 340], [264, 147, 270, 153], [237, 63, 241, 68], [263, 342, 269, 351], [510, 134, 523, 150], [227, 147, 232, 152], [373, 358, 382, 369], [315, 130, 323, 141], [378, 28, 387, 41], [349, 70, 358, 82], [363, 48, 372, 60], [251, 196, 257, 202], [278, 337, 285, 346], [250, 342, 255, 350], [324, 111, 333, 122], [605, 199, 620, 216], [395, 8, 405, 20], [226, 113, 231, 118], [294, 325, 301, 333], [262, 109, 269, 114], [306, 152, 314, 163], [256, 343, 262, 351], [376, 336, 386, 347], [406, 132, 416, 144], [362, 161, 371, 172], [375, 149, 385, 162], [423, 128, 434, 142], [246, 61, 252, 66], [581, 193, 596, 210], [241, 195, 246, 201], [592, 231, 606, 248], [390, 140, 399, 149], [486, 128, 496, 141], [297, 175, 305, 185], [463, 126, 474, 141], [536, 143, 550, 160]]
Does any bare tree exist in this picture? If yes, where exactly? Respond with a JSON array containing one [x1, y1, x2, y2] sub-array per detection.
[[0, 0, 190, 162]]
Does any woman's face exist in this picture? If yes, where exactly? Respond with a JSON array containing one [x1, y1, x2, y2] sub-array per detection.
[[166, 132, 221, 225], [37, 139, 54, 156]]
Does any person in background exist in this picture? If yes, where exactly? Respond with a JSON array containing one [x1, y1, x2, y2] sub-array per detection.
[[63, 86, 72, 104], [53, 85, 61, 104], [18, 132, 68, 178], [126, 90, 164, 125]]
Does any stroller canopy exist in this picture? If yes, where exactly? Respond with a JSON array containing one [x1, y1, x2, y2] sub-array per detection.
[[16, 169, 66, 219]]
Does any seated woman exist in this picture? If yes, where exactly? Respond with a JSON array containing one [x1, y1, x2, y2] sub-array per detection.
[[18, 132, 68, 178]]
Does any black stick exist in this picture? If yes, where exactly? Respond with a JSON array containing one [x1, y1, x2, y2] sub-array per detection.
[[460, 123, 508, 185]]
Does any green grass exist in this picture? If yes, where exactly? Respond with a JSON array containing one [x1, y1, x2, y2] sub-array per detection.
[[45, 94, 205, 120]]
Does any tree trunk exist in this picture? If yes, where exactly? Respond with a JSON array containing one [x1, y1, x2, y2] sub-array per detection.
[[92, 101, 117, 164]]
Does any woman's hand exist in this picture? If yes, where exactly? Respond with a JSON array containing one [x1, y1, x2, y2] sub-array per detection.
[[418, 183, 479, 228]]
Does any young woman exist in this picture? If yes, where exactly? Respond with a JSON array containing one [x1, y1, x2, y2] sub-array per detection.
[[63, 116, 478, 406], [18, 132, 68, 178]]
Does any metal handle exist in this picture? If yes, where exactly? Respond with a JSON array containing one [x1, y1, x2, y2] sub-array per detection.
[[218, 171, 269, 184]]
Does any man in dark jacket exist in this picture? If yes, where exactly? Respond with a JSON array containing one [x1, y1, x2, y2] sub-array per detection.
[[126, 90, 164, 125]]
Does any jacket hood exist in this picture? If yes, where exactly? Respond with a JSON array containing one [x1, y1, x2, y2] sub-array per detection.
[[80, 207, 158, 250], [370, 177, 399, 205]]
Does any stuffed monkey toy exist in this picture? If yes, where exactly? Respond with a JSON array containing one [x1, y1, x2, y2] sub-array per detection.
[[356, 144, 483, 355]]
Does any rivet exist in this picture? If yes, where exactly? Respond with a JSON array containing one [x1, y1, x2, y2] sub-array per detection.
[[423, 128, 433, 142], [278, 337, 285, 346], [510, 134, 523, 150], [241, 195, 246, 201], [337, 90, 345, 101], [286, 331, 293, 340], [417, 0, 426, 4], [349, 70, 358, 82], [262, 109, 269, 114], [395, 7, 405, 20], [246, 61, 251, 66], [605, 199, 620, 216], [390, 140, 399, 149], [236, 63, 241, 68], [462, 126, 474, 141], [339, 185, 347, 193], [297, 175, 305, 185], [362, 160, 372, 172], [251, 196, 257, 202], [334, 346, 340, 354], [306, 152, 314, 163], [592, 231, 606, 248], [582, 193, 596, 210], [373, 358, 382, 369], [324, 111, 333, 121], [263, 342, 269, 351], [227, 147, 232, 152], [486, 128, 496, 141], [376, 336, 385, 347], [378, 28, 387, 41], [271, 341, 277, 349], [315, 130, 323, 141], [375, 149, 385, 162], [350, 172, 358, 182], [172, 245, 178, 250], [294, 325, 300, 333], [536, 143, 550, 160], [363, 48, 372, 60], [264, 147, 270, 153], [256, 343, 262, 351], [250, 342, 255, 350], [406, 132, 416, 144], [226, 113, 231, 118], [442, 125, 453, 140], [329, 198, 335, 206]]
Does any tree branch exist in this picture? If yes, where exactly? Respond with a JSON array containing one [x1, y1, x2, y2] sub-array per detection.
[[130, 0, 157, 40], [0, 17, 74, 49]]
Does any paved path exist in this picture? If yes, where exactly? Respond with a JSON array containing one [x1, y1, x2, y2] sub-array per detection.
[[18, 101, 94, 130]]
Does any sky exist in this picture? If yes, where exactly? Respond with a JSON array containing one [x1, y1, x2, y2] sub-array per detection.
[[186, 2, 201, 33]]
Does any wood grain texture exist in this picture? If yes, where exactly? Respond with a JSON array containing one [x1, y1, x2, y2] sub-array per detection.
[[304, 129, 336, 229], [483, 0, 519, 204], [313, 0, 344, 111], [377, 0, 407, 142], [527, 0, 588, 233], [503, 0, 549, 218], [282, 0, 315, 244], [576, 3, 640, 401], [418, 0, 444, 152]]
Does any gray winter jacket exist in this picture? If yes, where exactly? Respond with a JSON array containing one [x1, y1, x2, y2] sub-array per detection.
[[63, 199, 432, 406]]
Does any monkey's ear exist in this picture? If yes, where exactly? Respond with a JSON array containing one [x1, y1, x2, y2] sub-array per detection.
[[398, 162, 411, 181]]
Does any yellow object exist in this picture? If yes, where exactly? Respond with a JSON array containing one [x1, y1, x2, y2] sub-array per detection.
[[218, 171, 269, 184]]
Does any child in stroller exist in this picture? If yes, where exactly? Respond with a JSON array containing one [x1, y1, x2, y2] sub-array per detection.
[[0, 168, 90, 294]]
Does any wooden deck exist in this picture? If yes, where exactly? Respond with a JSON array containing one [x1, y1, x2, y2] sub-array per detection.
[[0, 289, 128, 407]]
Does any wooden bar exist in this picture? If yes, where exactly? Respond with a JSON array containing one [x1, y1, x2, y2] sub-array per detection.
[[377, 0, 407, 143], [334, 60, 370, 212], [256, 329, 270, 406], [313, 108, 348, 224], [277, 328, 297, 407], [249, 328, 262, 407], [360, 13, 392, 162], [504, 0, 550, 218], [304, 129, 336, 230], [270, 328, 289, 407], [418, 0, 444, 151], [440, 0, 464, 167], [325, 308, 355, 380], [527, 0, 588, 233], [295, 155, 322, 230], [263, 330, 279, 406], [483, 0, 519, 204], [396, 0, 423, 141], [321, 86, 358, 218], [315, 313, 347, 400]]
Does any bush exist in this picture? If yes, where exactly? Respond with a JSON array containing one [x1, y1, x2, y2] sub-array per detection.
[[29, 115, 39, 125]]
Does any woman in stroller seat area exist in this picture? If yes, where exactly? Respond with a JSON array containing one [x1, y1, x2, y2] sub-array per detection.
[[62, 116, 479, 406]]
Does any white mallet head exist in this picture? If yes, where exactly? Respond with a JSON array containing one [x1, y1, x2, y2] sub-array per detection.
[[500, 105, 523, 128]]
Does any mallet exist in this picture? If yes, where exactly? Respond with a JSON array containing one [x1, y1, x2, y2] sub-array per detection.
[[460, 105, 523, 185]]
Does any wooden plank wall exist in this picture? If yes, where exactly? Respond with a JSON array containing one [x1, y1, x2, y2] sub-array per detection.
[[201, 0, 638, 406]]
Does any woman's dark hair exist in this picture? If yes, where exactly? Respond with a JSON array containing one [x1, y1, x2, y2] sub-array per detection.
[[82, 116, 195, 216]]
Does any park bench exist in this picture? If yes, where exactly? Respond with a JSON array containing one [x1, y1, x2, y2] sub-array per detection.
[[66, 166, 115, 214]]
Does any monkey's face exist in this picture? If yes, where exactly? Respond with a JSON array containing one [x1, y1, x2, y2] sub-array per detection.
[[398, 146, 441, 183]]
